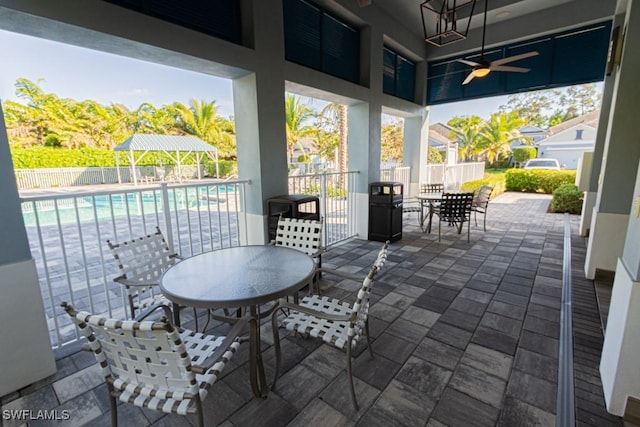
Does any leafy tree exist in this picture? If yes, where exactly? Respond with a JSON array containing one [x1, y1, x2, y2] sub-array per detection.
[[512, 147, 537, 165], [498, 91, 552, 127], [447, 115, 483, 162], [381, 119, 403, 162], [284, 94, 316, 162], [428, 146, 444, 163], [477, 112, 523, 169], [557, 84, 602, 116]]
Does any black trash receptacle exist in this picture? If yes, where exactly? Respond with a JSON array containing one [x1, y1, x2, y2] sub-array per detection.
[[368, 182, 403, 242], [266, 194, 320, 241]]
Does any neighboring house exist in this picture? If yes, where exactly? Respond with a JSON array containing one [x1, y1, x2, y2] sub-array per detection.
[[512, 124, 548, 149], [536, 113, 599, 169]]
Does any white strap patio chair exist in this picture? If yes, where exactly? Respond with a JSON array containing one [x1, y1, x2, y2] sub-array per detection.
[[270, 241, 390, 411], [61, 301, 249, 427]]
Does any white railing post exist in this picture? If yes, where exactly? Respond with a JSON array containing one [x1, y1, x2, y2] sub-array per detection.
[[320, 172, 328, 245], [160, 183, 175, 252]]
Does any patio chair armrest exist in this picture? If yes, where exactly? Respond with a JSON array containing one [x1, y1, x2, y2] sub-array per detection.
[[277, 300, 352, 322], [134, 303, 173, 322], [191, 315, 251, 373], [113, 277, 158, 287], [316, 267, 363, 282]]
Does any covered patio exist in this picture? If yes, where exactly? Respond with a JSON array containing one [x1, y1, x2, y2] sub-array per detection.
[[0, 193, 621, 426], [1, 0, 640, 425]]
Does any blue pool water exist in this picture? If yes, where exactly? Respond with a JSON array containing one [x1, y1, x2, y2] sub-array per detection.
[[22, 185, 237, 227]]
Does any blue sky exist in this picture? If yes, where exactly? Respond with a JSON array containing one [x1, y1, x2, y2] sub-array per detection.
[[0, 29, 520, 125]]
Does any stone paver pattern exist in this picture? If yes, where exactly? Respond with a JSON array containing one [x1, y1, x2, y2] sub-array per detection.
[[1, 192, 622, 426]]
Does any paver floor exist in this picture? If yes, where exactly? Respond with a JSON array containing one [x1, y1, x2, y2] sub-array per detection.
[[0, 192, 623, 426]]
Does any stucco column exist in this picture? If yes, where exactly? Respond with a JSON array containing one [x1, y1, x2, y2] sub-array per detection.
[[584, 1, 640, 279], [600, 0, 640, 416], [580, 13, 625, 237], [403, 108, 430, 196], [0, 102, 56, 396], [349, 26, 383, 239], [233, 0, 288, 244]]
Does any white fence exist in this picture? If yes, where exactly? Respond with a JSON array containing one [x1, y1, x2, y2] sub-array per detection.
[[424, 162, 485, 190], [380, 166, 411, 191], [15, 165, 203, 189], [21, 180, 248, 355], [287, 171, 359, 245]]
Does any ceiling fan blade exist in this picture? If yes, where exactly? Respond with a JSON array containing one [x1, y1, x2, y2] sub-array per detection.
[[492, 51, 539, 66], [490, 65, 530, 73], [462, 72, 476, 85], [457, 59, 480, 67]]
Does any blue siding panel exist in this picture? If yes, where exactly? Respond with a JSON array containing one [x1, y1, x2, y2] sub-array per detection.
[[552, 24, 611, 85], [505, 39, 554, 92]]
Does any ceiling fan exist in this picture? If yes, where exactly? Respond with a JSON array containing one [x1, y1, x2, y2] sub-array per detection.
[[458, 0, 539, 85]]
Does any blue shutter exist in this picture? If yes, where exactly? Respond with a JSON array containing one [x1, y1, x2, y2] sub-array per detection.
[[283, 0, 322, 70], [322, 14, 359, 83], [383, 48, 396, 95], [505, 38, 553, 92], [552, 24, 611, 84], [427, 61, 466, 103], [427, 21, 612, 105], [395, 55, 416, 102], [103, 0, 241, 44]]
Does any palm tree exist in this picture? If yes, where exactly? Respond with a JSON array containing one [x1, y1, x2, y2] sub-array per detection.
[[449, 115, 483, 162], [285, 94, 316, 163], [477, 112, 523, 169]]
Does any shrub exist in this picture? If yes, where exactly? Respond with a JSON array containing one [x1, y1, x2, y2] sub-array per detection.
[[203, 159, 237, 178], [550, 183, 583, 214], [460, 174, 506, 198], [505, 169, 576, 194], [512, 147, 537, 164]]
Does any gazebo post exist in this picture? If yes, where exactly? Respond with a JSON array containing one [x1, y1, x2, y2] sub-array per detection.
[[115, 152, 122, 184], [130, 149, 137, 186], [215, 150, 219, 179], [196, 152, 202, 180], [176, 150, 182, 182]]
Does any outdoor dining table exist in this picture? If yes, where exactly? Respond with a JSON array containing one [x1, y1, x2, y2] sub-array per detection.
[[159, 245, 316, 398], [416, 192, 443, 233]]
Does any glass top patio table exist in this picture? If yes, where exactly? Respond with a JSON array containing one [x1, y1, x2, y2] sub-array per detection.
[[160, 245, 315, 308], [160, 245, 315, 398]]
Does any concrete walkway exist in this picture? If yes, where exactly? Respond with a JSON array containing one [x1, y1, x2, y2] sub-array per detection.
[[0, 192, 622, 426]]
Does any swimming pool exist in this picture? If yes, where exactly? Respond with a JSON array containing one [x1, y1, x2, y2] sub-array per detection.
[[21, 185, 238, 227]]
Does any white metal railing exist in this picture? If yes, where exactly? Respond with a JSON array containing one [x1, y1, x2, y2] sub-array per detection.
[[380, 166, 411, 191], [15, 165, 203, 189], [288, 171, 359, 246], [424, 162, 485, 190], [21, 180, 248, 355]]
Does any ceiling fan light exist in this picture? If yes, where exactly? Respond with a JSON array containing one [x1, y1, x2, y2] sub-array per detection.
[[472, 67, 491, 78]]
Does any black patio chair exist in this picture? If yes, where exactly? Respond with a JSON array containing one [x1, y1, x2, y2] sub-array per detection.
[[434, 192, 474, 242], [471, 184, 494, 231]]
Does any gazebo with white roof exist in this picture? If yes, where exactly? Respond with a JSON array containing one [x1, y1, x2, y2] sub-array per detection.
[[114, 134, 219, 185]]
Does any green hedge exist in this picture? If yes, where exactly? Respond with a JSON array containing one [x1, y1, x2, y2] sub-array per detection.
[[550, 183, 583, 214], [11, 147, 238, 178], [505, 169, 576, 194], [460, 174, 506, 198], [512, 147, 537, 163]]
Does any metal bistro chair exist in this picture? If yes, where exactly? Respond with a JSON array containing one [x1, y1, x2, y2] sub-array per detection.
[[271, 241, 389, 411], [273, 216, 325, 293], [471, 184, 494, 231], [434, 192, 474, 243], [61, 301, 249, 427], [107, 227, 196, 328], [420, 182, 444, 193]]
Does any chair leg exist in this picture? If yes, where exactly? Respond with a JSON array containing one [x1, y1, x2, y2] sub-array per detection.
[[474, 209, 478, 226], [192, 307, 199, 331], [271, 311, 282, 391], [365, 319, 374, 360], [194, 395, 204, 427], [483, 209, 487, 232], [346, 340, 359, 411], [107, 382, 118, 427], [467, 218, 470, 243], [438, 218, 442, 242], [128, 295, 136, 320]]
